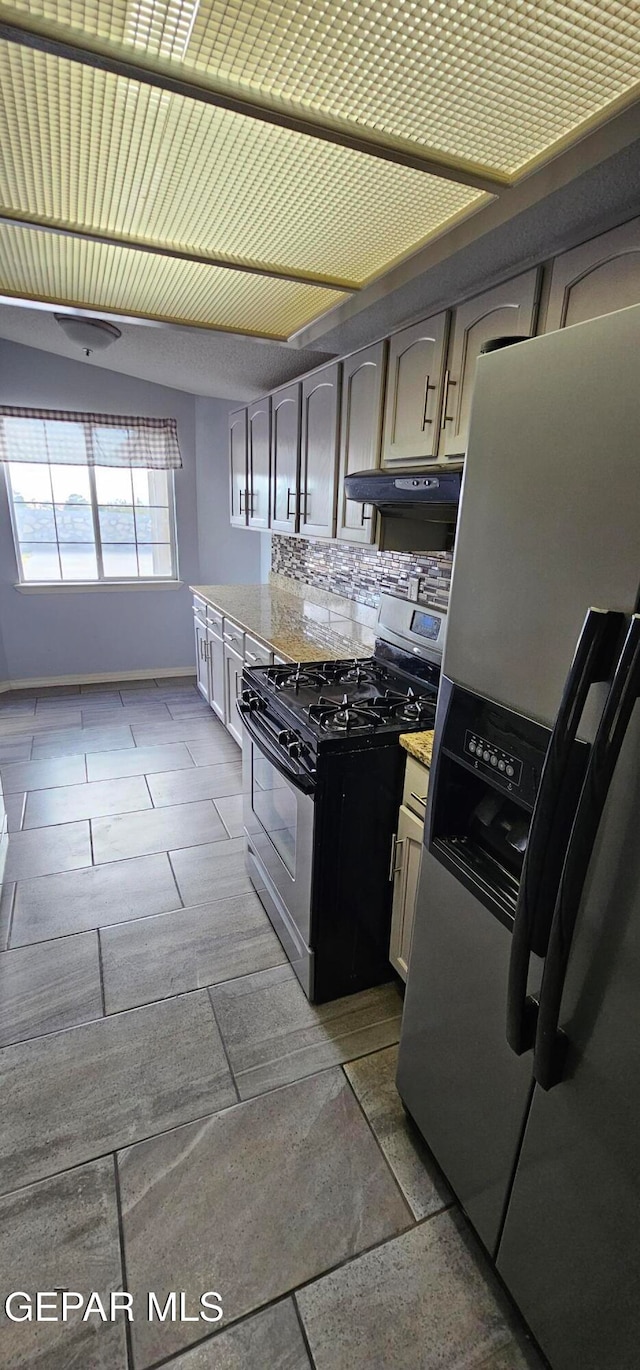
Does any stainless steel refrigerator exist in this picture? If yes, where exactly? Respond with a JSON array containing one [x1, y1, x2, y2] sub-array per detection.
[[396, 302, 640, 1370]]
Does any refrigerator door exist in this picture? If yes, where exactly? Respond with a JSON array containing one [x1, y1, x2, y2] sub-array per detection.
[[444, 303, 640, 727], [497, 703, 640, 1367], [397, 843, 539, 1255]]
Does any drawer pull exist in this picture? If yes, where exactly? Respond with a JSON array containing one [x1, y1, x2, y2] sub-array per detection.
[[410, 791, 428, 807]]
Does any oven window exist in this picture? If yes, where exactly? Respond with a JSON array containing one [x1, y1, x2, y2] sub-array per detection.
[[251, 748, 298, 876]]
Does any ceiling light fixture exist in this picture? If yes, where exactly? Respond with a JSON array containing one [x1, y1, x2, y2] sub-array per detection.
[[54, 313, 122, 356]]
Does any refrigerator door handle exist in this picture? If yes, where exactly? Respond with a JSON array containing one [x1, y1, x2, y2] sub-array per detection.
[[533, 614, 640, 1090], [506, 607, 625, 1056]]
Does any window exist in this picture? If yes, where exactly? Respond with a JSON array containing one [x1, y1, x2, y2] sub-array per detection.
[[0, 410, 181, 585]]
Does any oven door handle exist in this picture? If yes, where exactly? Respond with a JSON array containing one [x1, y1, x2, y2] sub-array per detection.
[[238, 702, 316, 796]]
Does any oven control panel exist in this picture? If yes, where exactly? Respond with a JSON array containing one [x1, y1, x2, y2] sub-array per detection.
[[464, 731, 522, 786]]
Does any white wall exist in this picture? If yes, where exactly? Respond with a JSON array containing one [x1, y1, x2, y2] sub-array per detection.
[[0, 341, 264, 684], [194, 397, 263, 585]]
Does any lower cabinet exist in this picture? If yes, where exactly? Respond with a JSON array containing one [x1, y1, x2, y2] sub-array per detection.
[[207, 625, 225, 723], [223, 618, 245, 746], [390, 754, 430, 980], [194, 613, 209, 701]]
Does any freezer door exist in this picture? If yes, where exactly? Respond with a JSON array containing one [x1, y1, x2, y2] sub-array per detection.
[[445, 304, 640, 726], [396, 846, 538, 1255], [497, 704, 640, 1369]]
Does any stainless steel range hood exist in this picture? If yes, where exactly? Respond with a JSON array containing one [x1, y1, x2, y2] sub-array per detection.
[[343, 466, 462, 552]]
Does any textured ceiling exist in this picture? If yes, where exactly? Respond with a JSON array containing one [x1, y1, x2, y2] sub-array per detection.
[[0, 302, 333, 397]]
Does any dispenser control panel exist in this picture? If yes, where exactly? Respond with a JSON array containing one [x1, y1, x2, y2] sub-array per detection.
[[465, 731, 523, 786]]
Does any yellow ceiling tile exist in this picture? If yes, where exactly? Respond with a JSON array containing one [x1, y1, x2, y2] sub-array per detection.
[[0, 222, 348, 335], [1, 0, 640, 175]]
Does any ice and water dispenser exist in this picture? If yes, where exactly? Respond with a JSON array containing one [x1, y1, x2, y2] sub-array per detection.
[[427, 680, 553, 931]]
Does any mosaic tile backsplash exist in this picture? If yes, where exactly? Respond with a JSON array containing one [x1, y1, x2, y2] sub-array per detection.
[[271, 535, 452, 611]]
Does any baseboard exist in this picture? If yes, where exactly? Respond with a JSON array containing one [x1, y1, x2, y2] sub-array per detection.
[[0, 666, 194, 693]]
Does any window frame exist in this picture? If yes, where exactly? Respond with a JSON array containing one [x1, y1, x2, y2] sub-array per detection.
[[3, 458, 179, 588]]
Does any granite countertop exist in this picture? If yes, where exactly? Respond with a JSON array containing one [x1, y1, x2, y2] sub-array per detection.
[[190, 584, 375, 663], [400, 730, 434, 767]]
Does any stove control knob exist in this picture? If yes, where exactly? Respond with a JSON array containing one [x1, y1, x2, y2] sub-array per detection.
[[241, 690, 262, 712]]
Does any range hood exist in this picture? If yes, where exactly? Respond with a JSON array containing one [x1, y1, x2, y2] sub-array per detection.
[[343, 466, 462, 552]]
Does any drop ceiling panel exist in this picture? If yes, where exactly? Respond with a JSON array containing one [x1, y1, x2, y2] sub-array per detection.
[[0, 222, 347, 335], [3, 0, 640, 174], [0, 41, 486, 288]]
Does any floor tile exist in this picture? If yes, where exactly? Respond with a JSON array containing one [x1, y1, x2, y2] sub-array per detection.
[[211, 965, 403, 1100], [4, 820, 92, 881], [10, 852, 180, 946], [23, 775, 151, 828], [80, 678, 154, 693], [87, 741, 195, 782], [170, 837, 251, 907], [133, 719, 227, 747], [0, 882, 15, 951], [147, 761, 242, 808], [0, 931, 102, 1048], [214, 793, 245, 838], [0, 990, 235, 1195], [186, 734, 241, 766], [0, 708, 83, 736], [119, 1068, 410, 1368], [0, 753, 86, 794], [345, 1046, 452, 1220], [296, 1210, 533, 1370], [0, 698, 36, 717], [31, 725, 135, 759], [0, 737, 32, 764], [29, 684, 81, 697], [154, 676, 198, 692], [167, 699, 214, 719], [77, 687, 124, 704], [163, 1301, 311, 1369], [119, 687, 176, 705], [4, 791, 25, 832], [0, 1158, 127, 1369], [92, 799, 227, 864], [101, 891, 286, 1013], [80, 704, 173, 728]]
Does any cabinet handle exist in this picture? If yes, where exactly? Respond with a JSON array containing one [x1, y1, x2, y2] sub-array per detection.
[[440, 370, 457, 430], [388, 834, 405, 881], [239, 489, 245, 513], [286, 488, 297, 519], [410, 791, 428, 808], [360, 505, 372, 526], [421, 373, 435, 428]]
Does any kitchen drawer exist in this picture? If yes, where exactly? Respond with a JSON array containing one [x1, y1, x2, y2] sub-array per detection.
[[207, 605, 223, 634], [244, 632, 273, 667], [222, 618, 245, 656], [193, 595, 208, 624], [402, 753, 429, 820]]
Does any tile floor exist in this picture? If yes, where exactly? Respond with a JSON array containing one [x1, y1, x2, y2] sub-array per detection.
[[0, 678, 542, 1369]]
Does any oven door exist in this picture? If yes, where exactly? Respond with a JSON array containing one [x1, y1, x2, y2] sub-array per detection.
[[241, 708, 315, 992]]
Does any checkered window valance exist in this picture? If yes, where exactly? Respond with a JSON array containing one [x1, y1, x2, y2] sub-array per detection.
[[0, 408, 182, 469]]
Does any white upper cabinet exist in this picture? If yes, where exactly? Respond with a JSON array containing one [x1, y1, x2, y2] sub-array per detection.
[[337, 340, 387, 545], [229, 407, 248, 528], [381, 312, 448, 465], [247, 396, 271, 530], [271, 381, 302, 534], [439, 268, 541, 459], [543, 218, 640, 332], [300, 362, 341, 539]]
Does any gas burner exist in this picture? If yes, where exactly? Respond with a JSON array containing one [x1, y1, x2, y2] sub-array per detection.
[[271, 665, 328, 693], [331, 661, 388, 687], [308, 693, 381, 733], [395, 688, 435, 724]]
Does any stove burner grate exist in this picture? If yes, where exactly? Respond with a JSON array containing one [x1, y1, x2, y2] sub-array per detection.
[[308, 694, 382, 734]]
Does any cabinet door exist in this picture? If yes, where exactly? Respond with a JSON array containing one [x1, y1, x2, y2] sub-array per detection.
[[543, 217, 640, 332], [229, 407, 248, 527], [247, 397, 271, 530], [337, 340, 387, 544], [439, 269, 540, 458], [224, 644, 244, 746], [207, 627, 225, 723], [300, 362, 340, 538], [389, 804, 424, 982], [194, 615, 209, 701], [382, 313, 448, 465], [271, 382, 301, 533]]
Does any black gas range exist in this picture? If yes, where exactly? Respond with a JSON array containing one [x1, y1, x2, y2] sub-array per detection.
[[239, 595, 445, 1002]]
